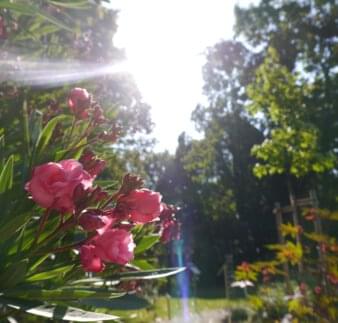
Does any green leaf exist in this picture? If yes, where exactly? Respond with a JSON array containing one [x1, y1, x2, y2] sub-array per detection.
[[0, 1, 74, 32], [49, 0, 90, 9], [0, 211, 31, 242], [0, 155, 14, 193], [70, 268, 185, 286], [55, 137, 87, 161], [36, 11, 74, 33], [0, 2, 36, 15], [4, 288, 124, 301], [26, 265, 74, 282], [29, 110, 43, 146], [34, 114, 70, 158], [0, 259, 28, 289], [0, 297, 119, 321], [28, 254, 50, 273], [80, 294, 150, 310], [69, 278, 105, 286], [110, 267, 186, 281], [131, 259, 156, 270], [135, 235, 159, 255]]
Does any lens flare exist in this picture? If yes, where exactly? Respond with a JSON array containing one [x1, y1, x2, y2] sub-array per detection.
[[172, 239, 190, 321], [0, 52, 130, 87]]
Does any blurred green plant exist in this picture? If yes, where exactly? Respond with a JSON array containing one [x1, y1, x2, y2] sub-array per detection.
[[234, 208, 338, 322], [0, 86, 183, 321]]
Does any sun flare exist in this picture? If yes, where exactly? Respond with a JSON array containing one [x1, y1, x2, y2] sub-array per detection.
[[114, 0, 237, 151]]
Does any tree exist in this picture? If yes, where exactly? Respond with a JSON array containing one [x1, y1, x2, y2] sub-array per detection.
[[247, 47, 335, 179], [0, 0, 153, 182], [235, 0, 338, 207]]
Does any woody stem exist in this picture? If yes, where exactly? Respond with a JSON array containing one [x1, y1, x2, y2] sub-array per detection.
[[101, 191, 120, 209], [32, 208, 51, 247]]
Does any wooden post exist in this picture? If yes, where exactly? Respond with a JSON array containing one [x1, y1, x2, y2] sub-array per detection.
[[225, 254, 233, 299], [166, 293, 171, 320], [309, 190, 327, 291], [223, 265, 229, 299], [287, 180, 303, 274], [274, 203, 291, 291], [228, 311, 232, 323]]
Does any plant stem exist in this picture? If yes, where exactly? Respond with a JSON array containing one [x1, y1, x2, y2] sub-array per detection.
[[38, 216, 75, 246], [101, 191, 120, 209], [32, 208, 51, 247]]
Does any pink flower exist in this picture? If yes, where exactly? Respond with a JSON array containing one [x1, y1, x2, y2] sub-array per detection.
[[78, 209, 112, 233], [117, 189, 163, 223], [0, 16, 7, 39], [25, 159, 93, 213], [160, 219, 180, 244], [159, 203, 177, 222], [94, 229, 135, 265], [68, 88, 90, 119], [80, 244, 104, 272], [79, 150, 106, 177]]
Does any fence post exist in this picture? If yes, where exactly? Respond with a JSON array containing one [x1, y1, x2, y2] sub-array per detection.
[[309, 189, 327, 291], [274, 202, 291, 291], [287, 182, 303, 274]]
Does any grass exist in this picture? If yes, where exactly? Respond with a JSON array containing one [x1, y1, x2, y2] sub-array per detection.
[[109, 295, 251, 322]]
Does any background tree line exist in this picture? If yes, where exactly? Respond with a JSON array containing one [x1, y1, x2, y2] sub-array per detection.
[[147, 0, 338, 288]]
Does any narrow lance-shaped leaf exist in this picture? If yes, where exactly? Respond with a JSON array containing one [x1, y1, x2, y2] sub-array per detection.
[[0, 155, 14, 193], [80, 294, 151, 310], [25, 265, 74, 282], [135, 235, 159, 255], [0, 1, 75, 32], [4, 288, 124, 301], [0, 297, 119, 322], [34, 114, 70, 158], [0, 259, 28, 289], [70, 267, 186, 286], [49, 0, 90, 9], [109, 267, 186, 281]]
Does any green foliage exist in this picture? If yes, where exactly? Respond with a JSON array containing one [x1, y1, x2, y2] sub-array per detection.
[[1, 297, 119, 322], [236, 209, 338, 322], [247, 48, 335, 178], [0, 154, 14, 193], [134, 235, 160, 255]]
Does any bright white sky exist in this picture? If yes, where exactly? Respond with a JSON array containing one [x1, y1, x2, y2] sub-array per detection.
[[112, 0, 253, 152]]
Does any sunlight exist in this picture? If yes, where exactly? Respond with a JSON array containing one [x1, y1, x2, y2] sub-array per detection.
[[0, 54, 130, 86], [114, 0, 237, 151]]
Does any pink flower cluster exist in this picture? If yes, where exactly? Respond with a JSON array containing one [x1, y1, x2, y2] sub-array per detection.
[[68, 88, 105, 124], [80, 229, 135, 272], [25, 88, 180, 273], [25, 159, 93, 213]]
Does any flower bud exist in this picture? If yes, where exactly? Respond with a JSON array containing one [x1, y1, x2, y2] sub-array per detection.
[[79, 209, 107, 231], [68, 88, 90, 119], [80, 244, 105, 273]]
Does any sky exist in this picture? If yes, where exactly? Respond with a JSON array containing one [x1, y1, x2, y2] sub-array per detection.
[[112, 0, 253, 152]]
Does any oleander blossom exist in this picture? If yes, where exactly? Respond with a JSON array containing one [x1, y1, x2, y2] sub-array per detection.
[[116, 189, 163, 223], [80, 244, 105, 273], [79, 150, 106, 177], [80, 229, 135, 272], [95, 229, 135, 265], [68, 87, 90, 119], [160, 219, 180, 244], [78, 209, 113, 234], [25, 159, 93, 213]]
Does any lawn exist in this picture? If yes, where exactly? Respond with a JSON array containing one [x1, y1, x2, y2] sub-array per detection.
[[106, 295, 251, 322]]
